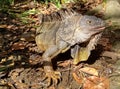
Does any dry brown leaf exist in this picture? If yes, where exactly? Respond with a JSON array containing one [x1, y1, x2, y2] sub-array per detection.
[[12, 42, 26, 50], [49, 86, 56, 89], [72, 72, 84, 84], [58, 60, 71, 67], [79, 67, 99, 76], [83, 76, 110, 89], [0, 25, 7, 28]]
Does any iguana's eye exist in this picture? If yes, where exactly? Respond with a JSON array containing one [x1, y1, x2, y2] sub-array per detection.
[[87, 20, 92, 24]]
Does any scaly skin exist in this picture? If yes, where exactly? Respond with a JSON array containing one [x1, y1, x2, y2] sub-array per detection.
[[35, 9, 105, 86]]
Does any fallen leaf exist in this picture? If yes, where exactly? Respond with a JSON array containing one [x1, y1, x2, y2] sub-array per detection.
[[49, 86, 55, 89], [79, 67, 99, 76], [12, 42, 26, 50], [72, 72, 84, 84], [58, 60, 71, 67], [83, 76, 110, 89]]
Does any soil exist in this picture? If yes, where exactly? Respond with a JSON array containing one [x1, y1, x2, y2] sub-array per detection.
[[0, 0, 120, 89]]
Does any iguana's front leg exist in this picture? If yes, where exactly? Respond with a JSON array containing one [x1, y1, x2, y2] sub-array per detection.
[[42, 41, 69, 86], [42, 46, 61, 86]]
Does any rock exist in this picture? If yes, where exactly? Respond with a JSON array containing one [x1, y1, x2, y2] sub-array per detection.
[[105, 0, 120, 18]]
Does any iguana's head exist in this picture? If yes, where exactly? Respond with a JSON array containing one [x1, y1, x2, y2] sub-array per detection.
[[79, 15, 105, 35], [72, 15, 105, 44]]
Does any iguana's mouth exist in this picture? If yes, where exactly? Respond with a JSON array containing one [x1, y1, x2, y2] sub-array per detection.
[[93, 26, 105, 31]]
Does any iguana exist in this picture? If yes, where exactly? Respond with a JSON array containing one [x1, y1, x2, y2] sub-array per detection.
[[35, 8, 105, 85]]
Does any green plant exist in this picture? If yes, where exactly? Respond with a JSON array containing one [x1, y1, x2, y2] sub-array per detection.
[[0, 0, 14, 8], [18, 8, 38, 24]]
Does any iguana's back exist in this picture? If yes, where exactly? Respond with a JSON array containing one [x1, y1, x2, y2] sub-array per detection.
[[36, 8, 81, 50]]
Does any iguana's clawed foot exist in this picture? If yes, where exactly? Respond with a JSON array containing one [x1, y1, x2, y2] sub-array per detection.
[[43, 71, 61, 86]]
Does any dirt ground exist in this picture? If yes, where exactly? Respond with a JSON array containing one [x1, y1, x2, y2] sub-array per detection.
[[0, 1, 120, 89]]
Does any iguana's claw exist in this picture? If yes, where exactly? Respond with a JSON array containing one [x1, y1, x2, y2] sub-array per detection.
[[43, 71, 61, 86]]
